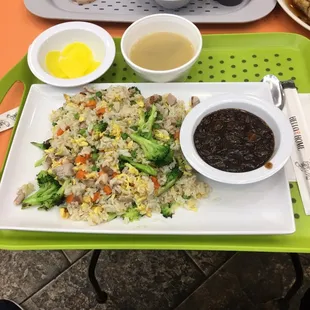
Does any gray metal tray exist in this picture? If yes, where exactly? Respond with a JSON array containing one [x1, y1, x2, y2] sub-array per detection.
[[24, 0, 277, 23]]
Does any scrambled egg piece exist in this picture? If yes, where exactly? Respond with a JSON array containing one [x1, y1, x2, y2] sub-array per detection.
[[127, 141, 134, 149], [51, 159, 62, 169], [83, 196, 91, 203], [93, 206, 102, 214], [55, 147, 66, 156], [97, 100, 108, 108], [146, 208, 152, 217], [125, 163, 139, 176], [78, 115, 85, 122], [187, 199, 198, 211], [67, 102, 78, 109], [111, 123, 121, 139], [81, 202, 89, 210], [85, 172, 97, 179], [72, 137, 88, 147], [136, 99, 144, 107], [64, 94, 71, 102], [60, 208, 69, 219], [137, 204, 147, 215], [154, 129, 170, 142], [135, 195, 147, 204]]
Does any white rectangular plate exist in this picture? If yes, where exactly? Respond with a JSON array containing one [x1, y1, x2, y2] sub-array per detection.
[[24, 0, 277, 24], [0, 83, 295, 235]]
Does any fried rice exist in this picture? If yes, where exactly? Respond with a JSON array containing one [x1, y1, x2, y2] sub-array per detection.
[[16, 86, 210, 225]]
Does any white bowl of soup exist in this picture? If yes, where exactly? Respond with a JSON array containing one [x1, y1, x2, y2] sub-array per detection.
[[120, 14, 202, 83]]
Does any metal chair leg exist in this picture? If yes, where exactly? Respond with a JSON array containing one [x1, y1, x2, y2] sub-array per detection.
[[88, 250, 108, 303], [277, 253, 304, 310]]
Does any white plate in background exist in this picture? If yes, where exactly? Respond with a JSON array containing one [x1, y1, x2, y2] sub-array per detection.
[[278, 0, 310, 32], [0, 83, 295, 235]]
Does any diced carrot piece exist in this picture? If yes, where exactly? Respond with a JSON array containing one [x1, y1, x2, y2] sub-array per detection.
[[151, 176, 160, 190], [112, 172, 118, 179], [57, 128, 64, 136], [96, 108, 106, 115], [75, 155, 87, 164], [174, 130, 180, 140], [66, 194, 74, 204], [92, 192, 100, 202], [85, 99, 96, 108], [103, 185, 112, 195], [76, 170, 86, 180]]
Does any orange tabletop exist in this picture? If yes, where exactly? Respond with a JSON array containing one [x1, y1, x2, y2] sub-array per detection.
[[1, 1, 310, 168]]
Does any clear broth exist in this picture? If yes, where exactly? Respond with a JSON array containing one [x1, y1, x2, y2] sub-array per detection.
[[129, 32, 195, 71]]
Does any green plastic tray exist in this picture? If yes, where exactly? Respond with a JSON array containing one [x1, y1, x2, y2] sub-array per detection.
[[1, 33, 310, 251]]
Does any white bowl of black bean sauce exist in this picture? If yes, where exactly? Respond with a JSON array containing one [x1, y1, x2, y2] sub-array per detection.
[[180, 95, 294, 184]]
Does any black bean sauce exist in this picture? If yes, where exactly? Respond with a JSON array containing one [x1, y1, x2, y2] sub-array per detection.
[[194, 109, 275, 173]]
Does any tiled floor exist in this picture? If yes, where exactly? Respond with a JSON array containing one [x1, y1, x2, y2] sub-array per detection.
[[0, 251, 309, 310]]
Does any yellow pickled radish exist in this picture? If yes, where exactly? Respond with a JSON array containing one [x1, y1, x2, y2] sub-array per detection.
[[84, 61, 101, 75], [61, 42, 92, 59], [45, 42, 100, 79], [58, 56, 91, 79], [45, 51, 67, 78], [59, 43, 93, 78]]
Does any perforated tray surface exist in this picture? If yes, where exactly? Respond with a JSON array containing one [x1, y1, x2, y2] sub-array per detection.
[[1, 33, 310, 251], [24, 0, 277, 23]]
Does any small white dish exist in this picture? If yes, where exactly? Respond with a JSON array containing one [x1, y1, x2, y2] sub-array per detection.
[[180, 94, 294, 185], [154, 0, 190, 9], [121, 14, 202, 83], [278, 0, 310, 32], [27, 21, 116, 87]]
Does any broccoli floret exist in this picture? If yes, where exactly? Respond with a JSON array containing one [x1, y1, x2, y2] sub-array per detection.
[[119, 155, 157, 176], [31, 139, 51, 150], [22, 183, 59, 208], [160, 203, 174, 218], [129, 133, 170, 162], [37, 170, 59, 188], [156, 167, 183, 196], [138, 105, 157, 139], [21, 171, 69, 210], [122, 205, 142, 222], [39, 180, 69, 210], [93, 121, 108, 132], [154, 149, 174, 167]]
